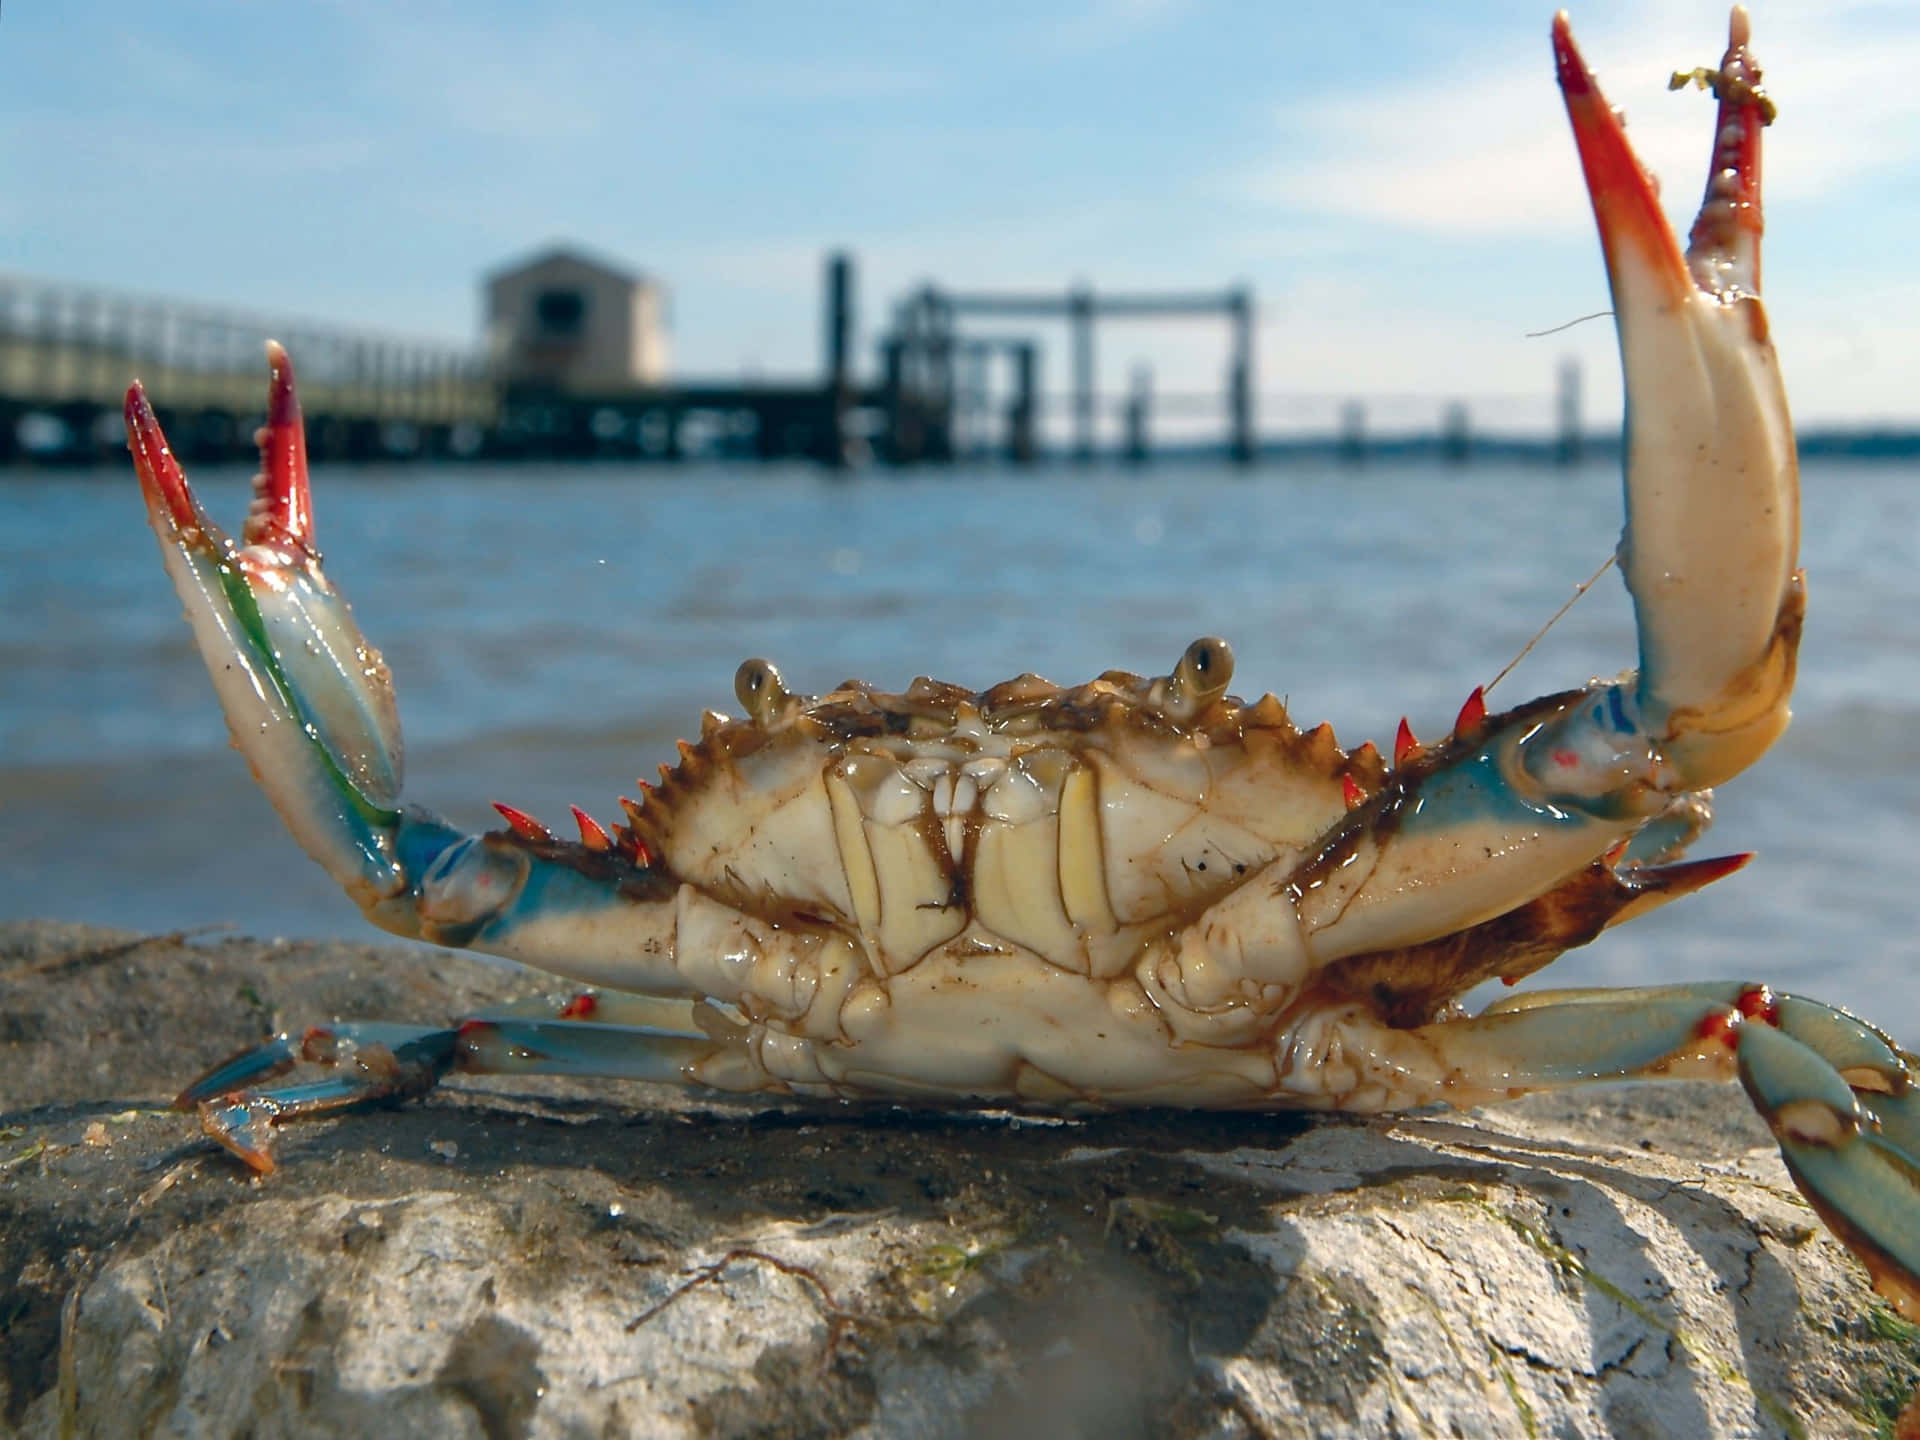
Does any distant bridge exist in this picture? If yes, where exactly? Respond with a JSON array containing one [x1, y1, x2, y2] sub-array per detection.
[[0, 274, 498, 464]]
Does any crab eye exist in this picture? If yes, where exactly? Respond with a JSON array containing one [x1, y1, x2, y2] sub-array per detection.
[[1183, 638, 1228, 683], [1178, 637, 1233, 697], [734, 658, 788, 721], [1155, 637, 1234, 723]]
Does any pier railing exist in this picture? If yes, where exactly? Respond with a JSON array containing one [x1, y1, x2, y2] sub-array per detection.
[[0, 273, 495, 427]]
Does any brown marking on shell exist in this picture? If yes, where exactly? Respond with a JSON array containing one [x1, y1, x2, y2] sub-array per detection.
[[979, 672, 1064, 715], [1313, 764, 1743, 1027], [626, 663, 1425, 940], [1300, 722, 1341, 773], [641, 668, 1392, 810], [1246, 693, 1289, 730], [1320, 861, 1631, 1026], [482, 823, 677, 901]]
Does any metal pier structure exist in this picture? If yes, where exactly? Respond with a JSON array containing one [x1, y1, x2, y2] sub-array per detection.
[[0, 253, 1267, 468], [876, 281, 1255, 466]]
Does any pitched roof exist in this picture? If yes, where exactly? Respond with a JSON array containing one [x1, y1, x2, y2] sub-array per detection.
[[484, 243, 648, 288]]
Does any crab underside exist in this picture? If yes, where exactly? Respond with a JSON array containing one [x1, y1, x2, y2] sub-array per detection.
[[123, 11, 1920, 1322]]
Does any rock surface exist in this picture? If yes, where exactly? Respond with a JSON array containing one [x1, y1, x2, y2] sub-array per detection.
[[2, 920, 1917, 1438]]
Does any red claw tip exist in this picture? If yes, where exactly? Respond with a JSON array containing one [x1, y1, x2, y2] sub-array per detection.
[[1454, 686, 1487, 737], [570, 805, 613, 851], [1393, 717, 1420, 768], [1549, 12, 1591, 98], [124, 382, 207, 533], [1553, 7, 1693, 311], [243, 340, 314, 549], [492, 802, 553, 841], [1342, 774, 1364, 810]]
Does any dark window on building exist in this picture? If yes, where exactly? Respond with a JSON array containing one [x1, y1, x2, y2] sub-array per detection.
[[535, 288, 586, 337]]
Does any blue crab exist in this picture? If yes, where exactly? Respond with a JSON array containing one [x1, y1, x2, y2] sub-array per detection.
[[124, 12, 1918, 1322]]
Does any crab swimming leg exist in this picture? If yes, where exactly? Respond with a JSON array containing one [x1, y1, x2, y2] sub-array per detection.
[[127, 350, 709, 995], [1277, 983, 1920, 1321]]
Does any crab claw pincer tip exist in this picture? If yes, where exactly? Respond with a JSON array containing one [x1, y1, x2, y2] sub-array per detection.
[[1680, 6, 1769, 299], [243, 340, 315, 550], [1552, 11, 1692, 313], [124, 382, 209, 538]]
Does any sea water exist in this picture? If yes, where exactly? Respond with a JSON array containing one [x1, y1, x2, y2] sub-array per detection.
[[5, 457, 1918, 1043]]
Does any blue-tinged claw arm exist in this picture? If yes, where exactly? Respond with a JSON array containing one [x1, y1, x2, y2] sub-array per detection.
[[1259, 9, 1801, 972], [1246, 9, 1917, 1327], [126, 349, 683, 992]]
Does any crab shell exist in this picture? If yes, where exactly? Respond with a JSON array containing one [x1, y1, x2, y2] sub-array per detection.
[[465, 659, 1722, 1111]]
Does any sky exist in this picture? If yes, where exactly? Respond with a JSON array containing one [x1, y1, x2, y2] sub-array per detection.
[[5, 1, 1918, 439]]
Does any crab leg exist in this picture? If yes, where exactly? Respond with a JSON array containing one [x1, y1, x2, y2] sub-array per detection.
[[177, 1012, 740, 1173], [1545, 6, 1799, 794], [1223, 11, 1801, 976], [127, 350, 405, 901], [1284, 983, 1920, 1319], [126, 358, 699, 993]]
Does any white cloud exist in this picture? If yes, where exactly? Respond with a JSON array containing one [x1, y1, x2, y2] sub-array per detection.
[[1240, 5, 1920, 240]]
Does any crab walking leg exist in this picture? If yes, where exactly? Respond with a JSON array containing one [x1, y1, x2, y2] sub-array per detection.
[[1737, 1024, 1920, 1320], [178, 1015, 744, 1173], [1279, 982, 1920, 1319]]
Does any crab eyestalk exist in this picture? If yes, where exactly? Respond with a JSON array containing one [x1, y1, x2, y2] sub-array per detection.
[[126, 345, 408, 904], [1554, 7, 1800, 792]]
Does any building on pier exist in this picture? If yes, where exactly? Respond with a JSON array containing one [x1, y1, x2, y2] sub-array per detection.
[[485, 247, 670, 392]]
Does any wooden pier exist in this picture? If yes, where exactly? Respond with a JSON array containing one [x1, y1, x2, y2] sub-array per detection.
[[0, 275, 496, 465], [878, 280, 1256, 465], [0, 257, 1256, 468]]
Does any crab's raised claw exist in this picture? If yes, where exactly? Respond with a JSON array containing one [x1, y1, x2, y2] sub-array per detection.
[[126, 345, 407, 904], [1737, 1014, 1920, 1322], [1553, 9, 1800, 792]]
